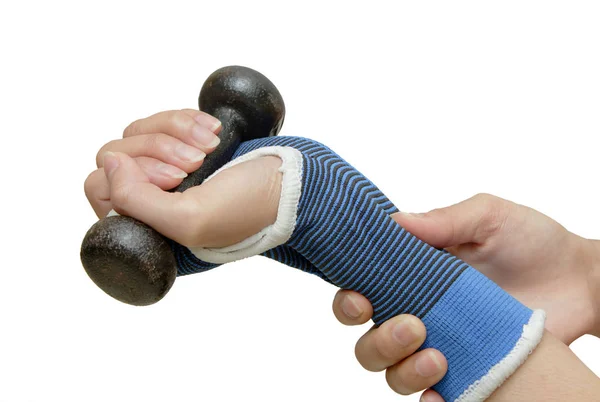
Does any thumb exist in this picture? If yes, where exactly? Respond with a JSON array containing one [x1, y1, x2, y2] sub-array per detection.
[[103, 151, 189, 241], [103, 151, 283, 250], [391, 193, 510, 248]]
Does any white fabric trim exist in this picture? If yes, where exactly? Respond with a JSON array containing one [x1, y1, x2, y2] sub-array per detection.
[[188, 146, 303, 264], [455, 309, 547, 402]]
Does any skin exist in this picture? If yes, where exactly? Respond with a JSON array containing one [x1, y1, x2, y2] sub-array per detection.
[[333, 195, 600, 400], [84, 109, 283, 248], [485, 331, 600, 402], [86, 110, 600, 401]]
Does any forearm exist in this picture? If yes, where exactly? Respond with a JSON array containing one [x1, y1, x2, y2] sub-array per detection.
[[175, 137, 547, 401], [489, 331, 600, 401], [588, 239, 600, 336]]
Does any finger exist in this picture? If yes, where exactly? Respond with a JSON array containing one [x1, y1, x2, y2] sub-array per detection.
[[134, 156, 187, 188], [123, 109, 221, 150], [355, 315, 426, 372], [86, 156, 186, 211], [332, 290, 373, 325], [391, 193, 512, 248], [385, 349, 447, 396], [420, 389, 445, 402], [103, 151, 194, 243], [84, 168, 112, 218], [181, 109, 223, 135], [96, 133, 206, 171], [104, 152, 283, 249]]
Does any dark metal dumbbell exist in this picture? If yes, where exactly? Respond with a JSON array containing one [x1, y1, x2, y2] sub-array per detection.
[[81, 66, 285, 306]]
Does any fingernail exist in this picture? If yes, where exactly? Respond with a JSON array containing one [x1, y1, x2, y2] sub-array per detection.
[[210, 120, 222, 133], [175, 143, 206, 163], [341, 295, 363, 319], [193, 124, 221, 148], [420, 394, 436, 402], [392, 317, 418, 346], [157, 163, 188, 179], [103, 151, 119, 177], [194, 115, 222, 133], [398, 211, 426, 218], [415, 351, 443, 377]]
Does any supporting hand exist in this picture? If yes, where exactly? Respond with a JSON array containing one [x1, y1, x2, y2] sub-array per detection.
[[333, 193, 599, 400]]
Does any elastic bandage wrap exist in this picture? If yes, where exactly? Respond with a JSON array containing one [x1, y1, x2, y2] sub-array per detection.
[[172, 136, 546, 402]]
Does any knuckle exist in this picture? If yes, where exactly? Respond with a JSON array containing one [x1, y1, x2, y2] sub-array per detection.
[[111, 183, 132, 211], [473, 192, 495, 202], [83, 171, 97, 200], [476, 194, 510, 236], [475, 193, 502, 215], [144, 133, 171, 155], [169, 110, 193, 131], [123, 119, 141, 137], [96, 140, 117, 166], [425, 205, 450, 221]]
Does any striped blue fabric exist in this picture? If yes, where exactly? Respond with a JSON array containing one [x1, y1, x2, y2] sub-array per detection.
[[171, 136, 535, 401]]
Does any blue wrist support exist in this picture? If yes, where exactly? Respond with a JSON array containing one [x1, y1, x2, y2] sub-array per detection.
[[172, 136, 545, 402]]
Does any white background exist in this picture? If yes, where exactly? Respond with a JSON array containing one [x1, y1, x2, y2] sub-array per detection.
[[1, 1, 599, 401]]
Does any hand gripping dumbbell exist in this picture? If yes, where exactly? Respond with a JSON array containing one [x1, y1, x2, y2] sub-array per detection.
[[81, 66, 546, 402], [80, 65, 285, 306]]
